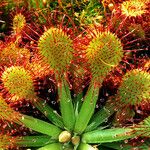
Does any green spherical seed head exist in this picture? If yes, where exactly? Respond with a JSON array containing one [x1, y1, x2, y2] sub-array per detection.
[[0, 95, 21, 121], [118, 69, 150, 105], [38, 28, 74, 73], [0, 43, 30, 66], [86, 31, 123, 81], [2, 66, 35, 100], [13, 13, 26, 34], [121, 0, 147, 18]]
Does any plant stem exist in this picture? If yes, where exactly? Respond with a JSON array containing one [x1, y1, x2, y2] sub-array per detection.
[[16, 135, 56, 147], [78, 143, 96, 150], [74, 83, 99, 134], [85, 105, 114, 132], [82, 128, 136, 143], [58, 79, 75, 131], [74, 92, 83, 118], [37, 143, 62, 150], [102, 139, 150, 150], [33, 97, 64, 128], [20, 114, 62, 139]]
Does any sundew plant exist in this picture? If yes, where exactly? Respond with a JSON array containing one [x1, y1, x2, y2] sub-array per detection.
[[0, 0, 150, 149]]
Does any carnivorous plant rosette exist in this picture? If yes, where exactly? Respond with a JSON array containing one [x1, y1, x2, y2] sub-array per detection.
[[0, 0, 150, 149]]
